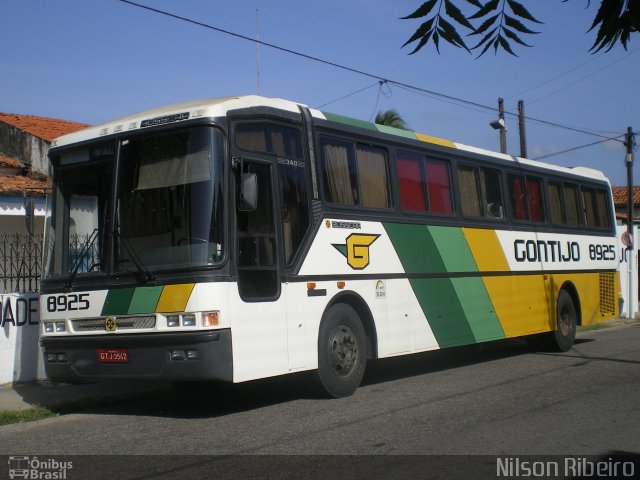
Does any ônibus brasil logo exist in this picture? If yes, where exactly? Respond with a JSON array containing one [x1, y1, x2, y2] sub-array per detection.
[[7, 456, 73, 479]]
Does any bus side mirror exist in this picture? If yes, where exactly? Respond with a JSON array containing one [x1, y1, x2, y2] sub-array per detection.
[[238, 173, 258, 211]]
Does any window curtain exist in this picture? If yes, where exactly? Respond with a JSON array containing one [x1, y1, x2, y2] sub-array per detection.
[[458, 167, 481, 216], [548, 183, 563, 224], [357, 147, 389, 208], [323, 143, 354, 205]]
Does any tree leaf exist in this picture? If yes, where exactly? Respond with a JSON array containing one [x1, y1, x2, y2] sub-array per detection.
[[402, 18, 435, 47], [465, 0, 483, 7], [504, 14, 540, 34], [503, 26, 532, 47], [469, 14, 499, 36], [469, 0, 500, 20], [439, 17, 471, 50], [433, 30, 441, 53], [498, 33, 518, 55], [401, 0, 439, 20], [408, 29, 434, 54], [470, 26, 498, 49], [506, 0, 543, 24], [445, 0, 475, 31]]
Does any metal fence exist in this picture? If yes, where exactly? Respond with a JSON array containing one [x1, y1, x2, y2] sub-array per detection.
[[0, 233, 43, 293]]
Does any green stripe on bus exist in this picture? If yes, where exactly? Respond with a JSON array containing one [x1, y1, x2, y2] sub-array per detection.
[[101, 288, 136, 316], [384, 223, 504, 346], [383, 223, 447, 273], [410, 278, 476, 347], [128, 286, 163, 314], [321, 112, 378, 131], [374, 124, 417, 140], [384, 223, 474, 345], [427, 226, 505, 341], [451, 277, 505, 341]]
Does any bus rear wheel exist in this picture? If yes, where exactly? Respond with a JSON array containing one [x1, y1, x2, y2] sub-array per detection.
[[317, 303, 367, 398], [549, 289, 577, 352]]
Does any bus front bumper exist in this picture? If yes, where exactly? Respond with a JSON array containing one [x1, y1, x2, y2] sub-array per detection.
[[40, 330, 233, 383]]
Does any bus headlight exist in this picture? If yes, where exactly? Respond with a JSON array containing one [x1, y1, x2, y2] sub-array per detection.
[[182, 314, 196, 327], [55, 322, 67, 333], [44, 322, 54, 333], [166, 315, 180, 327]]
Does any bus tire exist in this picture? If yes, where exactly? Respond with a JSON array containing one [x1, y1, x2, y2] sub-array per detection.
[[549, 289, 577, 352], [317, 303, 367, 398]]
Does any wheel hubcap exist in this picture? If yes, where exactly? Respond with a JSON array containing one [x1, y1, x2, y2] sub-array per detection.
[[329, 325, 358, 377]]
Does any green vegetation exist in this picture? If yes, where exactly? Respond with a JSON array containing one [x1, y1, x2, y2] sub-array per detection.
[[0, 406, 56, 426]]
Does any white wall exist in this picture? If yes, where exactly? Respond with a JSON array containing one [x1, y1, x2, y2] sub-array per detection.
[[617, 225, 638, 318], [0, 293, 44, 385]]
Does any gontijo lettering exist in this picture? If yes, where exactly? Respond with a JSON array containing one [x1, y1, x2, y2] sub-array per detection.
[[514, 239, 580, 263]]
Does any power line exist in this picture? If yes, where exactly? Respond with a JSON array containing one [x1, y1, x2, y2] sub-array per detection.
[[114, 0, 625, 144], [532, 135, 625, 161], [316, 82, 381, 109]]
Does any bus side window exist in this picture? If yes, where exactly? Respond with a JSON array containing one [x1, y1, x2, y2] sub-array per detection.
[[458, 165, 503, 219], [321, 137, 391, 209]]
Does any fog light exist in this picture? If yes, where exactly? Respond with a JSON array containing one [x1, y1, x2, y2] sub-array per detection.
[[167, 315, 180, 327], [44, 322, 54, 333], [185, 350, 199, 360], [55, 322, 66, 333], [182, 314, 196, 327], [170, 350, 186, 361], [202, 311, 219, 327]]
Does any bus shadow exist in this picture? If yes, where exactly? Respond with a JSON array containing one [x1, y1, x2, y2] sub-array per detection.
[[58, 337, 548, 419]]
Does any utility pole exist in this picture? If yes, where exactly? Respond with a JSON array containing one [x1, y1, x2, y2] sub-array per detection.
[[490, 98, 507, 154], [624, 127, 636, 318], [518, 100, 527, 158], [498, 98, 506, 154]]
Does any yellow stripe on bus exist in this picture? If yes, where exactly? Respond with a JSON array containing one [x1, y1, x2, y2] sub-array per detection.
[[413, 133, 456, 148], [155, 283, 195, 313]]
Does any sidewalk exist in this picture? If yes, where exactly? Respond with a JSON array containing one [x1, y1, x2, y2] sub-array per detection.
[[0, 379, 172, 412]]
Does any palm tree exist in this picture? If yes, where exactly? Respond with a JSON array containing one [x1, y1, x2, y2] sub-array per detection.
[[374, 109, 409, 130]]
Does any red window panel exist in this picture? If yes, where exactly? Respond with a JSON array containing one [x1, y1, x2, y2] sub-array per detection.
[[510, 176, 527, 220], [425, 160, 453, 215], [526, 178, 544, 222], [396, 157, 426, 212]]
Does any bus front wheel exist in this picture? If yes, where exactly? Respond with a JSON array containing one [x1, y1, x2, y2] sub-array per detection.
[[317, 303, 367, 398], [549, 289, 577, 352]]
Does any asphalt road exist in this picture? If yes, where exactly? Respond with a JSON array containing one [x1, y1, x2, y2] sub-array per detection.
[[1, 324, 639, 478]]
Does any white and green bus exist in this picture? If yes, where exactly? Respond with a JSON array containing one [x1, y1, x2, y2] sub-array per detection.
[[40, 96, 619, 397]]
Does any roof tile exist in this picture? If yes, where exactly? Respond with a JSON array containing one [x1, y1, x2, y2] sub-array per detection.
[[0, 112, 88, 142], [0, 174, 49, 196], [611, 186, 640, 206]]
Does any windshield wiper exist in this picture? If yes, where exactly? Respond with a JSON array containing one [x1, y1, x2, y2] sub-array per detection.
[[115, 225, 156, 283], [65, 228, 99, 288]]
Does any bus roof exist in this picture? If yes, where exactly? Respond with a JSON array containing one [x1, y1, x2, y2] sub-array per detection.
[[51, 95, 609, 183]]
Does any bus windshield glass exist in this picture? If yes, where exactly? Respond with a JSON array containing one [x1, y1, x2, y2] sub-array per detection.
[[43, 126, 225, 280]]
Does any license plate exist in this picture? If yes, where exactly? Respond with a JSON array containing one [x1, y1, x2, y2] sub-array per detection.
[[97, 349, 129, 363]]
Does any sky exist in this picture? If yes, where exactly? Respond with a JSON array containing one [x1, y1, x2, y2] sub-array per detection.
[[2, 0, 638, 186]]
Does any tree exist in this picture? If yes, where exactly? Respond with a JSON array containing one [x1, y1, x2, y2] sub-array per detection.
[[402, 0, 639, 57], [375, 110, 409, 129]]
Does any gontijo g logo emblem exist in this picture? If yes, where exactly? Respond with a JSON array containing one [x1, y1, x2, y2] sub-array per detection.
[[332, 234, 380, 270]]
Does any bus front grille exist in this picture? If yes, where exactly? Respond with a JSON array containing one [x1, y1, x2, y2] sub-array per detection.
[[71, 315, 157, 332]]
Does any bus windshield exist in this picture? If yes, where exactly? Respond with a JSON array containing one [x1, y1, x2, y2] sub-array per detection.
[[44, 126, 225, 281]]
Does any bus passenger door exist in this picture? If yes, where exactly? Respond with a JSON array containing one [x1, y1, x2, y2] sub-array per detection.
[[234, 157, 290, 380]]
